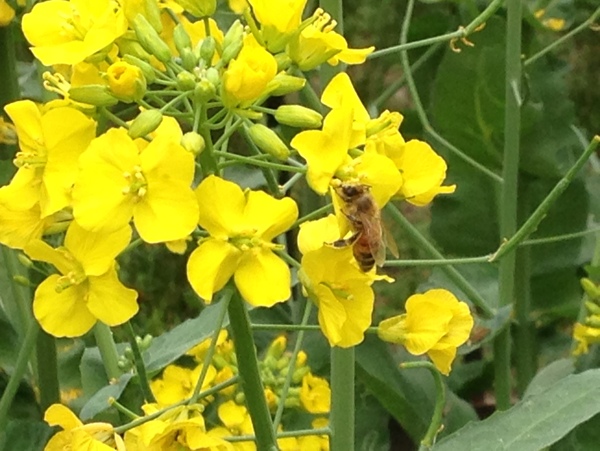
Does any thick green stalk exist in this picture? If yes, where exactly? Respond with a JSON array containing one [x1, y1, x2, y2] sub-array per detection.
[[493, 0, 523, 410], [228, 292, 278, 451], [94, 323, 122, 381], [36, 330, 60, 411], [1, 248, 32, 339], [0, 320, 39, 433]]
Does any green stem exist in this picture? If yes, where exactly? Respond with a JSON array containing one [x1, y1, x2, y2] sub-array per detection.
[[191, 290, 231, 399], [330, 347, 355, 451], [36, 330, 60, 411], [493, 0, 523, 411], [213, 117, 243, 149], [198, 103, 219, 176], [0, 24, 19, 107], [0, 321, 39, 432], [386, 204, 495, 318], [524, 7, 600, 67], [397, 0, 503, 185], [240, 125, 282, 196], [521, 225, 600, 245], [1, 248, 32, 339], [384, 255, 491, 267], [215, 151, 306, 173], [124, 322, 155, 403], [227, 292, 278, 451], [400, 362, 445, 450], [370, 0, 504, 60], [290, 204, 333, 229], [490, 136, 600, 262], [99, 107, 130, 129], [225, 427, 331, 442], [94, 323, 122, 381], [273, 302, 313, 430]]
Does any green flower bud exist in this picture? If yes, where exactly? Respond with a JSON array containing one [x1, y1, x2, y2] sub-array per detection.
[[143, 0, 163, 32], [267, 335, 287, 359], [69, 85, 118, 107], [141, 334, 153, 350], [128, 109, 163, 139], [13, 275, 31, 287], [200, 37, 216, 64], [267, 73, 306, 97], [181, 131, 206, 155], [585, 301, 600, 315], [247, 124, 290, 160], [123, 54, 156, 83], [275, 105, 323, 129], [117, 36, 154, 62], [275, 53, 292, 71], [235, 392, 245, 404], [194, 79, 217, 102], [133, 13, 172, 63], [174, 23, 192, 55], [283, 395, 301, 409], [586, 315, 600, 328], [180, 48, 198, 72], [292, 366, 310, 384], [177, 71, 197, 91], [204, 67, 220, 87], [17, 253, 33, 268], [582, 278, 600, 301], [219, 20, 244, 66]]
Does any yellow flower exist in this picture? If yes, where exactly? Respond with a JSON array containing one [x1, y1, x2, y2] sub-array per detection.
[[43, 404, 125, 451], [393, 140, 456, 206], [300, 373, 331, 414], [0, 202, 61, 250], [72, 127, 199, 243], [150, 363, 216, 407], [291, 107, 354, 195], [187, 329, 230, 362], [22, 0, 127, 66], [573, 323, 600, 356], [0, 116, 16, 144], [247, 0, 307, 53], [298, 417, 329, 450], [186, 175, 298, 307], [25, 222, 138, 338], [0, 100, 96, 218], [0, 0, 14, 26], [298, 216, 381, 347], [378, 289, 474, 375], [287, 9, 374, 71], [174, 0, 216, 17], [208, 401, 255, 451], [221, 34, 278, 108], [228, 0, 248, 14], [106, 61, 147, 102]]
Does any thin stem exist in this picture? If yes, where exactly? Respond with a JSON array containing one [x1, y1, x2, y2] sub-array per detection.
[[100, 107, 130, 129], [490, 136, 600, 262], [225, 427, 331, 442], [386, 204, 495, 318], [400, 362, 445, 450], [215, 151, 306, 173], [0, 321, 39, 432], [228, 292, 278, 451], [525, 7, 600, 67], [124, 322, 155, 403], [494, 0, 523, 411], [251, 324, 321, 332], [384, 255, 491, 267], [398, 3, 503, 185], [94, 323, 122, 381], [273, 302, 313, 430], [191, 290, 232, 399], [214, 117, 243, 149], [370, 0, 504, 60], [521, 225, 600, 245], [290, 204, 333, 229], [1, 247, 32, 339], [36, 330, 60, 411], [281, 172, 304, 193]]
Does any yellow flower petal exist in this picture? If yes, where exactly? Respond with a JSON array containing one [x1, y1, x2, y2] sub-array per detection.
[[187, 239, 241, 302], [243, 190, 298, 241], [0, 203, 50, 250], [33, 275, 97, 337], [25, 240, 74, 275], [321, 72, 370, 125], [427, 344, 457, 376], [44, 404, 83, 430], [86, 267, 139, 327], [234, 248, 291, 307], [196, 176, 245, 238], [297, 214, 340, 255]]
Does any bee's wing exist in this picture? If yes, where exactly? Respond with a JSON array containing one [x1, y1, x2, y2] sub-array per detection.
[[382, 222, 399, 259], [362, 214, 387, 267]]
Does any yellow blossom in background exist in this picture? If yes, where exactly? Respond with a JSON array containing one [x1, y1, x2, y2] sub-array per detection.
[[43, 404, 125, 451], [208, 401, 255, 451], [222, 34, 278, 108], [248, 0, 307, 53], [534, 9, 566, 31], [0, 203, 61, 250], [0, 116, 16, 144], [22, 0, 128, 66], [72, 127, 199, 243], [298, 417, 329, 450], [25, 223, 138, 337], [300, 373, 331, 414], [187, 175, 298, 307], [0, 0, 14, 26], [228, 0, 248, 14], [150, 363, 217, 406], [0, 100, 96, 217], [573, 323, 600, 356], [378, 289, 474, 375]]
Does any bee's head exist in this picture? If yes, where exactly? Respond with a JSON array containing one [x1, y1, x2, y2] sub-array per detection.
[[335, 183, 370, 202]]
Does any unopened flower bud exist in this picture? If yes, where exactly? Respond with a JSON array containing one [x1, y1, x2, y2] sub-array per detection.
[[141, 334, 153, 349], [275, 53, 292, 71], [267, 74, 306, 97], [17, 253, 33, 268], [586, 315, 600, 328], [13, 275, 31, 287], [292, 366, 310, 384], [107, 61, 147, 102], [582, 278, 600, 301], [180, 48, 198, 71], [268, 335, 287, 359], [295, 350, 307, 367], [235, 392, 245, 404], [69, 85, 118, 107], [128, 109, 163, 139], [219, 20, 244, 66], [204, 67, 220, 87], [275, 105, 322, 129], [181, 131, 205, 155], [247, 124, 290, 160], [199, 37, 216, 64], [177, 71, 197, 91], [585, 301, 600, 315], [194, 79, 217, 102], [133, 13, 172, 63], [174, 24, 192, 55], [123, 55, 156, 83]]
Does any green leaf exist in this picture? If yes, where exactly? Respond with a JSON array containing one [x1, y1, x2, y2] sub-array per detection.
[[433, 368, 600, 450], [143, 302, 229, 373], [0, 420, 52, 451], [356, 337, 477, 444], [523, 358, 575, 399], [79, 373, 133, 421]]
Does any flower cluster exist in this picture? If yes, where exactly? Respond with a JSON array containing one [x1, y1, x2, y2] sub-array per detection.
[[572, 277, 600, 355]]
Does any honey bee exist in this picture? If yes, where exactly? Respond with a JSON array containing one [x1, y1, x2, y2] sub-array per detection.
[[332, 182, 397, 272]]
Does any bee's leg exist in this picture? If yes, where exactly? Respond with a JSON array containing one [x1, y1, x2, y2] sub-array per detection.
[[330, 233, 360, 248]]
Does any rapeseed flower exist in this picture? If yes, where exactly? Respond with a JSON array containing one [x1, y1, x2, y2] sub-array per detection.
[[72, 126, 198, 243], [378, 289, 474, 375], [0, 0, 14, 26], [247, 0, 307, 53], [25, 222, 138, 337], [187, 175, 298, 307], [300, 373, 331, 414]]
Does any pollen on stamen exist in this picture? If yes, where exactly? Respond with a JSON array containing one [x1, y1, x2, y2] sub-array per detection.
[[122, 186, 131, 195], [137, 187, 147, 197]]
